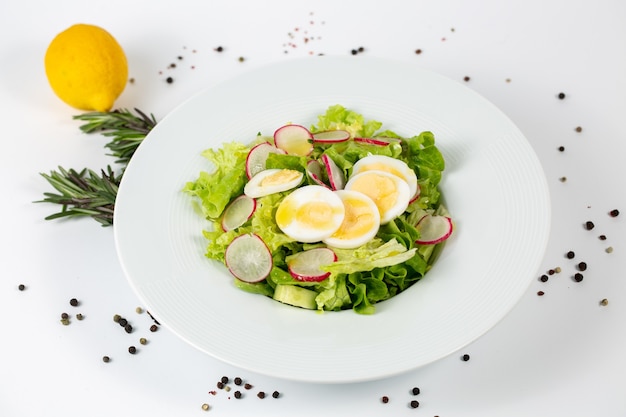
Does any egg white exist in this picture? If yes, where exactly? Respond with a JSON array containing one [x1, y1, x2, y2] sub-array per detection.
[[344, 170, 410, 224], [351, 155, 418, 200], [244, 168, 303, 198], [275, 185, 345, 243], [323, 190, 380, 249]]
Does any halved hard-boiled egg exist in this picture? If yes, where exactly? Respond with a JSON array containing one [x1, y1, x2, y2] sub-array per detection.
[[351, 155, 419, 200], [244, 168, 304, 198], [275, 185, 345, 243], [323, 190, 380, 249], [344, 170, 410, 224]]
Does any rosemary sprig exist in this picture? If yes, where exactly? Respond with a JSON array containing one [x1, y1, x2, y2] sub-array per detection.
[[38, 108, 157, 226], [38, 166, 120, 226], [73, 108, 157, 164]]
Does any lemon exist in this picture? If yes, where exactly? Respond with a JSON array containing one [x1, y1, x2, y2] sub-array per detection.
[[44, 24, 128, 112]]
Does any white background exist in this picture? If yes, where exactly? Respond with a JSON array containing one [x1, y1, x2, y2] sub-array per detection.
[[1, 0, 625, 416]]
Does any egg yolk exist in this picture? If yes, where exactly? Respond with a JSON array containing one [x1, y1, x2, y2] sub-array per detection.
[[260, 169, 301, 186], [331, 198, 376, 240], [346, 173, 398, 216], [276, 198, 343, 231], [359, 162, 404, 179]]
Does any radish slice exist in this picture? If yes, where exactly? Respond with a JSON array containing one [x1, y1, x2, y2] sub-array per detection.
[[354, 137, 398, 146], [321, 154, 346, 190], [221, 195, 257, 232], [312, 130, 350, 143], [287, 247, 337, 282], [274, 124, 314, 156], [409, 183, 421, 204], [306, 160, 330, 188], [224, 234, 273, 282], [245, 142, 285, 180], [415, 214, 454, 245]]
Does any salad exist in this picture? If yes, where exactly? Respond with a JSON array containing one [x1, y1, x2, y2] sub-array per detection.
[[183, 105, 453, 314]]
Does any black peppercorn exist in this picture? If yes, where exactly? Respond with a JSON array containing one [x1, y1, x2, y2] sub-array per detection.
[[558, 146, 565, 152], [18, 284, 25, 291], [574, 273, 584, 282], [102, 356, 110, 363], [381, 396, 389, 403], [166, 76, 174, 84], [128, 346, 137, 354], [234, 377, 242, 386], [585, 221, 595, 230], [566, 251, 575, 259], [217, 381, 224, 389], [234, 391, 242, 399], [124, 324, 133, 333], [118, 318, 128, 327], [221, 376, 229, 384], [272, 390, 280, 398], [70, 298, 79, 307], [150, 324, 158, 332], [558, 92, 566, 99], [461, 354, 470, 361], [411, 387, 420, 395], [215, 46, 223, 52], [61, 312, 69, 319], [539, 275, 549, 282], [410, 400, 419, 408], [578, 262, 587, 271], [610, 209, 620, 217]]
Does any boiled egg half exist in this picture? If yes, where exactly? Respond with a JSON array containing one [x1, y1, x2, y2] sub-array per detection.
[[344, 170, 410, 224], [351, 155, 419, 201], [244, 168, 303, 198], [323, 190, 380, 249], [275, 185, 345, 243]]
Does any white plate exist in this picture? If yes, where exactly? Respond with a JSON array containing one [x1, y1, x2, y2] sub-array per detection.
[[114, 56, 550, 383]]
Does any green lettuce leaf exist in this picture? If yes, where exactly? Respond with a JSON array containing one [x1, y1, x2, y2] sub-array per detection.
[[311, 104, 382, 138], [183, 142, 249, 219], [322, 238, 417, 275]]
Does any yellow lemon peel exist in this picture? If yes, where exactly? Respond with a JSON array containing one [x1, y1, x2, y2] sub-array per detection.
[[44, 24, 128, 112]]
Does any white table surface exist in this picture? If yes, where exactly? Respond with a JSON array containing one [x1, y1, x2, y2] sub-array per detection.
[[1, 0, 625, 416]]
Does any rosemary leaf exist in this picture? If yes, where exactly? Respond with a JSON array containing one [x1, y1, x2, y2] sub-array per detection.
[[38, 107, 157, 226], [73, 108, 157, 164], [37, 166, 121, 227]]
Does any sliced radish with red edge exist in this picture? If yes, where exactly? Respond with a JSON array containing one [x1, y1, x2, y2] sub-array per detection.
[[274, 124, 314, 156], [312, 130, 350, 143], [409, 183, 421, 204], [225, 234, 273, 282], [306, 160, 330, 188], [245, 142, 285, 179], [354, 137, 398, 147], [321, 154, 346, 190], [221, 195, 257, 232], [415, 214, 453, 245], [287, 247, 337, 282]]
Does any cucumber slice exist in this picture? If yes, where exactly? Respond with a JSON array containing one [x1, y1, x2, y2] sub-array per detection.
[[272, 284, 318, 310]]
